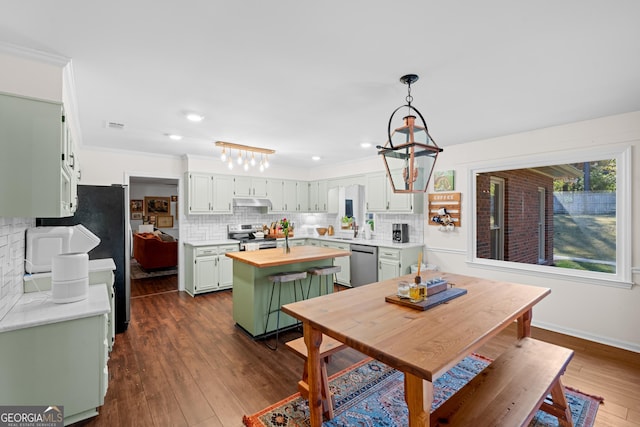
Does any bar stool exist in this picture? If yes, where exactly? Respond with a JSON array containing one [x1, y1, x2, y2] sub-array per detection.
[[264, 271, 307, 350], [306, 265, 341, 298]]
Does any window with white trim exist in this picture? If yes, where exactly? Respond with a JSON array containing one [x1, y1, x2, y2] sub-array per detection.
[[469, 146, 632, 288]]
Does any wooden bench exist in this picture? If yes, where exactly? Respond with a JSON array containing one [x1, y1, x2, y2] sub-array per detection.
[[431, 337, 575, 427], [285, 335, 347, 420]]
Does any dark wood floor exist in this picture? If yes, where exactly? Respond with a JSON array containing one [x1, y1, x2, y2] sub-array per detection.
[[74, 275, 640, 426]]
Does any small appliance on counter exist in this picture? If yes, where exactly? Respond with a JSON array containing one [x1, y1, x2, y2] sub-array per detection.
[[25, 224, 101, 273], [392, 223, 409, 243], [51, 252, 89, 303]]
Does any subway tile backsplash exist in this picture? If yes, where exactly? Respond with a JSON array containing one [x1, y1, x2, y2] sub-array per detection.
[[181, 207, 424, 244], [0, 217, 35, 320]]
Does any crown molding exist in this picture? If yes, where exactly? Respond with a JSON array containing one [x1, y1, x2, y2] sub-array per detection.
[[0, 42, 70, 67]]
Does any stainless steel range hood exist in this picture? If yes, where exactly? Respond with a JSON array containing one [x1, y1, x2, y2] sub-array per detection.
[[233, 198, 272, 208]]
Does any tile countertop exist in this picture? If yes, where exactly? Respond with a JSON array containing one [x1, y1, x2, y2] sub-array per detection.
[[0, 285, 111, 333]]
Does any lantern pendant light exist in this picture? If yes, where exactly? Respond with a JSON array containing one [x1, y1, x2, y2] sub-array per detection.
[[377, 74, 442, 193]]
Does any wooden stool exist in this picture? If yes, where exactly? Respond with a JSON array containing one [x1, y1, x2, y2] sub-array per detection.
[[264, 271, 307, 350], [285, 335, 347, 420], [306, 265, 341, 298]]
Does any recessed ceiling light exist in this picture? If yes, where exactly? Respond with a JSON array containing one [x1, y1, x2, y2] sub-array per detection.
[[312, 156, 321, 161], [360, 142, 372, 148], [168, 134, 183, 141], [185, 113, 204, 122]]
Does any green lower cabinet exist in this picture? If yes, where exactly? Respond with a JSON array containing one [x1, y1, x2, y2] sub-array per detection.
[[185, 243, 239, 296], [232, 258, 334, 337], [0, 314, 108, 425]]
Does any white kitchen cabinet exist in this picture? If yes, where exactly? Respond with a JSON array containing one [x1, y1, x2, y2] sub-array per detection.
[[186, 172, 213, 214], [0, 286, 110, 425], [268, 179, 308, 212], [234, 176, 268, 198], [185, 243, 239, 296], [378, 248, 401, 281], [267, 179, 284, 211], [296, 181, 309, 211], [211, 175, 234, 212], [309, 180, 328, 212], [185, 172, 233, 214], [327, 186, 339, 214], [378, 245, 424, 281], [320, 241, 351, 286], [0, 92, 77, 217], [365, 171, 424, 213], [283, 180, 297, 211]]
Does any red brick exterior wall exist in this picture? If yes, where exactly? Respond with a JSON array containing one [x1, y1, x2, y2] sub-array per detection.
[[476, 170, 554, 265]]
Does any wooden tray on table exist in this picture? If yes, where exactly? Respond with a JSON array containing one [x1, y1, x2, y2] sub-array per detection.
[[386, 280, 467, 311]]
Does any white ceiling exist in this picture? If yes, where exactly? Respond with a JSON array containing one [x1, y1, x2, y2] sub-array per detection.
[[2, 1, 639, 171]]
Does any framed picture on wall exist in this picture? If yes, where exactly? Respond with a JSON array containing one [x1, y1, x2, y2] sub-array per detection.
[[157, 215, 174, 228], [171, 195, 178, 202], [434, 170, 455, 192], [130, 199, 143, 213], [143, 215, 157, 225], [131, 212, 143, 220], [144, 196, 171, 215]]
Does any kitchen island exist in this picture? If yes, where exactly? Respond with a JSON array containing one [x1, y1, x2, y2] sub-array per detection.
[[226, 245, 350, 337]]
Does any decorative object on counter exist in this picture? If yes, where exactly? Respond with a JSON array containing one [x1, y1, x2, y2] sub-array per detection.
[[327, 225, 334, 236], [280, 217, 291, 253], [215, 140, 275, 172], [428, 192, 461, 230], [316, 227, 327, 236], [376, 74, 443, 194]]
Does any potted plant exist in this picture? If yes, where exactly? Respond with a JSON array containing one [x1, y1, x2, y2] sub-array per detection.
[[341, 216, 353, 229]]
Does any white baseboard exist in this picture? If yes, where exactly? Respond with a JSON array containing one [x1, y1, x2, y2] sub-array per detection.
[[532, 320, 640, 353]]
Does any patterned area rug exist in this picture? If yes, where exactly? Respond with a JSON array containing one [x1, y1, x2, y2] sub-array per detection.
[[130, 259, 177, 280], [243, 355, 602, 427]]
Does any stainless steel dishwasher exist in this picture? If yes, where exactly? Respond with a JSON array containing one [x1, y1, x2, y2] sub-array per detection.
[[350, 243, 378, 286]]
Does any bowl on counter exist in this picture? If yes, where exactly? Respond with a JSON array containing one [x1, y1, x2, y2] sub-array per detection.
[[316, 227, 328, 236]]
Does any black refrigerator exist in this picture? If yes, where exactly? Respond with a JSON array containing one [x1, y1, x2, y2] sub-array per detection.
[[37, 184, 130, 333]]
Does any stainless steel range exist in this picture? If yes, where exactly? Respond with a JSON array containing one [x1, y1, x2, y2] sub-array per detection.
[[228, 224, 277, 251]]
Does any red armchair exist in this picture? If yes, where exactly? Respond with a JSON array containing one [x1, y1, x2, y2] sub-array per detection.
[[133, 232, 178, 270]]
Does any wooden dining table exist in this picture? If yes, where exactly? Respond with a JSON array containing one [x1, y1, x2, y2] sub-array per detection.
[[281, 270, 551, 427]]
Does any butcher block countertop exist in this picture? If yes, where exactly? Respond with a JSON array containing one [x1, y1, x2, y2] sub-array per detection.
[[226, 245, 350, 268]]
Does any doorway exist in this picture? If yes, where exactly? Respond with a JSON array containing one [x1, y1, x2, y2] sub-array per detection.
[[128, 175, 181, 298]]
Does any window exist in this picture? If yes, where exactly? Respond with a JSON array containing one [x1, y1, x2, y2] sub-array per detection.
[[469, 146, 632, 288]]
